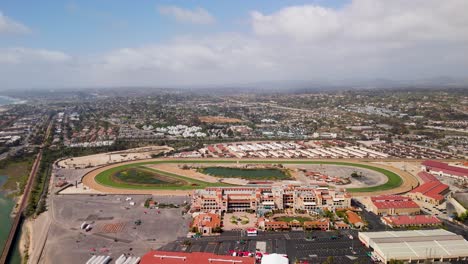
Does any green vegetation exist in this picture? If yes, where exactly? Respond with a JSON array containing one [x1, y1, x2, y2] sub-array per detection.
[[455, 210, 468, 222], [94, 160, 403, 192], [200, 167, 291, 180], [0, 155, 35, 194], [230, 215, 250, 225], [113, 167, 185, 186], [274, 216, 313, 224], [24, 149, 61, 217], [95, 165, 231, 190]]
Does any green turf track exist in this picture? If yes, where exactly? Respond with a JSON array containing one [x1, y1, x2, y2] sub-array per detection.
[[94, 160, 402, 192]]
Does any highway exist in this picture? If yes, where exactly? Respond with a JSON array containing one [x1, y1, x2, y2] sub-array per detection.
[[0, 119, 52, 264]]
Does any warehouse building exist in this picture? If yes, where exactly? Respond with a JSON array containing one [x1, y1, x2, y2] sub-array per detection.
[[359, 229, 468, 263]]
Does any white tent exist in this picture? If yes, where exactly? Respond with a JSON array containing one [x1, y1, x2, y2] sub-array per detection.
[[261, 254, 288, 264]]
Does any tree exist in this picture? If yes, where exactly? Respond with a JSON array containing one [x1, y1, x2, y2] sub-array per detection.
[[322, 256, 334, 264]]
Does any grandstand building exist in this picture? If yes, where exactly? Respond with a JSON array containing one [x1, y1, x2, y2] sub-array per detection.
[[191, 185, 351, 214]]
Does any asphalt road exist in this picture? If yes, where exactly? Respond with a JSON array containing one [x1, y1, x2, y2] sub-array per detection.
[[160, 230, 373, 264]]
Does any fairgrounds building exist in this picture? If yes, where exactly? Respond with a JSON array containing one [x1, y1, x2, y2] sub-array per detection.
[[408, 175, 450, 205], [363, 195, 420, 215], [191, 185, 351, 214], [421, 160, 468, 182], [359, 229, 468, 263]]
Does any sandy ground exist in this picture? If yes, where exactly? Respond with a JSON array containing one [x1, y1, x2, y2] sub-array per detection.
[[199, 116, 244, 123], [285, 164, 388, 188], [80, 158, 419, 197], [59, 182, 103, 194], [24, 212, 51, 264], [57, 146, 173, 168], [223, 212, 257, 230], [40, 195, 190, 264]]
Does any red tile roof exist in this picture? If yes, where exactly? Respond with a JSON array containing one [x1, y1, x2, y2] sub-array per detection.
[[192, 213, 221, 229], [410, 181, 449, 201], [422, 160, 468, 178], [417, 171, 439, 183], [371, 195, 419, 209], [140, 251, 255, 264], [382, 215, 441, 226], [346, 211, 363, 225]]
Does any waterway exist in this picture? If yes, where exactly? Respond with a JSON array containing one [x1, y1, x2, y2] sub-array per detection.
[[0, 96, 24, 106], [0, 176, 21, 264]]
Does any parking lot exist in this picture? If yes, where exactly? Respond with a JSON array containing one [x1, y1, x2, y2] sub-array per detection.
[[42, 194, 191, 264], [160, 230, 372, 264]]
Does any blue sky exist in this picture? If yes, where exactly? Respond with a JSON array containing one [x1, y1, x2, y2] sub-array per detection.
[[0, 0, 467, 89], [0, 0, 346, 53]]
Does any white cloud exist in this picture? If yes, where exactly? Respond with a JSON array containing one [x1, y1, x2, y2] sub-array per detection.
[[0, 11, 30, 34], [0, 48, 71, 64], [1, 1, 468, 88], [158, 6, 215, 25], [251, 0, 468, 43]]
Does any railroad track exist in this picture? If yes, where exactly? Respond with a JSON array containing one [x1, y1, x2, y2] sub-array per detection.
[[0, 119, 52, 264]]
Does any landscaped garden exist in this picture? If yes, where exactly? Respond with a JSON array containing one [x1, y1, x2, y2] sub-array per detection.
[[274, 216, 314, 224]]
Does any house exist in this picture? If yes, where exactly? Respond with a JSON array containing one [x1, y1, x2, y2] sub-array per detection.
[[334, 221, 350, 229], [264, 221, 289, 231], [382, 215, 442, 228], [346, 210, 365, 228], [192, 213, 221, 235], [303, 219, 330, 231]]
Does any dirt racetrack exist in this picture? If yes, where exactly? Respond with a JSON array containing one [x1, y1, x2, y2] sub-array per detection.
[[81, 158, 420, 196]]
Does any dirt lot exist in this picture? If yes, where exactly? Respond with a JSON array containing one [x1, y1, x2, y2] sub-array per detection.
[[57, 146, 173, 169], [41, 194, 190, 264], [286, 164, 388, 188], [199, 116, 245, 123]]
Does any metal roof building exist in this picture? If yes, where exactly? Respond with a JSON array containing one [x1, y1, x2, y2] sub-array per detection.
[[359, 229, 468, 263]]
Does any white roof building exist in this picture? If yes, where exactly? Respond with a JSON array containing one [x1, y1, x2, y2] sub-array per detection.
[[261, 254, 288, 264], [359, 229, 468, 263]]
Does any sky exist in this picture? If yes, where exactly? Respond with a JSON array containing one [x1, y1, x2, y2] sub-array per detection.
[[0, 0, 467, 89]]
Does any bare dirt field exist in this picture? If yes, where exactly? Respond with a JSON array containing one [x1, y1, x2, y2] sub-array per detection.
[[286, 164, 388, 188], [199, 116, 245, 123], [57, 146, 173, 169], [41, 194, 190, 264]]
